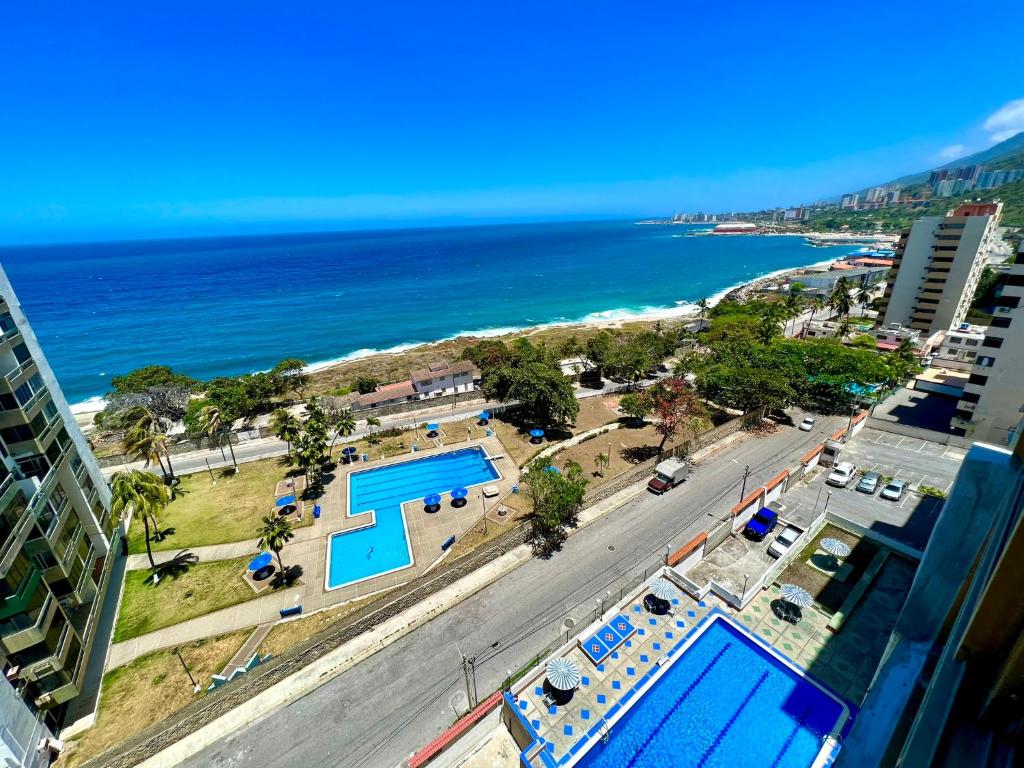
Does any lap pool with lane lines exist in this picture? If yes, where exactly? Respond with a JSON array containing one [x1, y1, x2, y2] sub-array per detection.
[[326, 447, 501, 590]]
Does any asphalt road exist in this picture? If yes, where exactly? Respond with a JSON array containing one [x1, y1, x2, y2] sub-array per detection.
[[188, 412, 844, 768]]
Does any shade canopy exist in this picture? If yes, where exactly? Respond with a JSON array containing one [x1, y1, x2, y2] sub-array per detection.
[[248, 552, 273, 571], [451, 487, 468, 500], [648, 578, 679, 602], [780, 583, 814, 608], [820, 538, 851, 558], [424, 494, 442, 506], [426, 423, 440, 432], [529, 429, 545, 438], [544, 466, 562, 474], [275, 495, 296, 507], [546, 657, 581, 691], [479, 412, 490, 420]]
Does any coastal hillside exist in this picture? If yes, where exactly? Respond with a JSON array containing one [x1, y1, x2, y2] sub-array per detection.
[[881, 130, 1024, 189], [801, 176, 1024, 233]]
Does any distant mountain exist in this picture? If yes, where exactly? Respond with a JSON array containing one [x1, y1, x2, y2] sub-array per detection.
[[883, 131, 1024, 189]]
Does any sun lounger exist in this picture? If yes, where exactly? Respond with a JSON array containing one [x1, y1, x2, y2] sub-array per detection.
[[482, 485, 500, 498]]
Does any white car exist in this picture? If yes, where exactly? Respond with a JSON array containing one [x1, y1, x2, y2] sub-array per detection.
[[767, 524, 802, 559], [798, 416, 816, 432], [826, 462, 857, 488]]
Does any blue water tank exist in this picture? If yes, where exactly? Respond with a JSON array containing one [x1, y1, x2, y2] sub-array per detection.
[[486, 428, 494, 437], [362, 453, 369, 462]]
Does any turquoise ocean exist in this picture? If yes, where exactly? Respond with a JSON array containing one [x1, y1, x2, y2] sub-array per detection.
[[0, 221, 858, 407]]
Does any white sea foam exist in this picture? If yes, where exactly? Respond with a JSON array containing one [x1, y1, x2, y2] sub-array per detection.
[[69, 396, 106, 415]]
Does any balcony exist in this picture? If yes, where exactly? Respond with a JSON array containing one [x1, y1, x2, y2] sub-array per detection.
[[3, 357, 36, 388], [1, 590, 56, 655], [0, 505, 35, 574]]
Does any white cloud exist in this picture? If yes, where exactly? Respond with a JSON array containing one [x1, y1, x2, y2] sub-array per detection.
[[983, 98, 1024, 143], [938, 144, 967, 161]]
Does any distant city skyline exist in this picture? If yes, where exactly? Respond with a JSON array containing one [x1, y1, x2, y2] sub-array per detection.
[[3, 1, 1024, 244]]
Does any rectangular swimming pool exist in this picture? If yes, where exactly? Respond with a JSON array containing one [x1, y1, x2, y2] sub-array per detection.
[[326, 447, 500, 590], [571, 615, 848, 768]]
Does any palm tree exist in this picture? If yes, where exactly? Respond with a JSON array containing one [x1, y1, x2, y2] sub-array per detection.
[[697, 297, 710, 322], [197, 404, 237, 470], [328, 409, 357, 452], [256, 514, 295, 575], [783, 294, 804, 336], [270, 408, 301, 459], [121, 406, 175, 480], [828, 278, 853, 330], [758, 304, 787, 343], [294, 432, 324, 487], [110, 469, 170, 570], [810, 297, 826, 320], [593, 452, 610, 477], [365, 416, 381, 436], [123, 426, 170, 480]]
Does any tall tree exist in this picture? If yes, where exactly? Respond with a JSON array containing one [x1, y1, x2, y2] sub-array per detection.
[[828, 277, 853, 327], [256, 514, 296, 575], [270, 408, 302, 459], [110, 469, 170, 569], [197, 404, 237, 470], [647, 379, 710, 451], [697, 297, 710, 320], [271, 358, 309, 400]]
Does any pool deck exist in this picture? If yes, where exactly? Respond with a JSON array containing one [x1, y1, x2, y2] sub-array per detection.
[[302, 435, 519, 610], [509, 585, 726, 766]]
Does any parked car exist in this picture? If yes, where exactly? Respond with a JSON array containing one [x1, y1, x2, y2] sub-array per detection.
[[767, 524, 802, 559], [743, 508, 778, 541], [798, 416, 816, 432], [856, 471, 882, 495], [880, 479, 910, 501], [826, 462, 857, 488]]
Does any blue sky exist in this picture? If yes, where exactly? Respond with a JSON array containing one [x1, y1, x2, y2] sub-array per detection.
[[3, 1, 1024, 243]]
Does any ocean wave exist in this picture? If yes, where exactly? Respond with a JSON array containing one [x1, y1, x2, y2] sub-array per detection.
[[69, 396, 106, 414]]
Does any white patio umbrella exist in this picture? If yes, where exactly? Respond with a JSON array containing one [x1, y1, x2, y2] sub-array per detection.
[[546, 657, 582, 691], [780, 584, 814, 608], [820, 538, 851, 558], [648, 578, 679, 602]]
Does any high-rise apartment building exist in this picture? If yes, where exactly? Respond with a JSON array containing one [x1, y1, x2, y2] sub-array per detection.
[[0, 266, 116, 758], [840, 433, 1024, 766], [952, 258, 1024, 444], [879, 202, 1003, 336]]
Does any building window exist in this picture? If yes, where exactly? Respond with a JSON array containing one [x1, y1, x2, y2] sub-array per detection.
[[960, 391, 981, 404], [968, 373, 989, 386], [982, 336, 1004, 349], [977, 356, 995, 368], [991, 316, 1012, 329], [1005, 274, 1024, 287], [964, 338, 979, 346]]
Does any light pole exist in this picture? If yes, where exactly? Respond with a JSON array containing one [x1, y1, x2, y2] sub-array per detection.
[[739, 464, 750, 502], [173, 648, 200, 693], [205, 458, 216, 486], [824, 490, 833, 514]]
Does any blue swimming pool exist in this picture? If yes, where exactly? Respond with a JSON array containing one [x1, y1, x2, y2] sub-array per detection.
[[572, 616, 847, 768], [326, 447, 500, 589]]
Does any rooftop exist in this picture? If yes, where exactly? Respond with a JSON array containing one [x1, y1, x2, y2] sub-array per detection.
[[410, 360, 476, 382], [354, 380, 416, 406]]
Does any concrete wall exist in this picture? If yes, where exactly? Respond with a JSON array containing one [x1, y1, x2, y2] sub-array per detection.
[[731, 488, 765, 533], [0, 674, 53, 768], [763, 470, 788, 505]]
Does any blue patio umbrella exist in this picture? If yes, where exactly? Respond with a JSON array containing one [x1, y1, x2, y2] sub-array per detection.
[[424, 494, 442, 506], [451, 487, 469, 500], [426, 423, 440, 432], [780, 584, 814, 608], [275, 495, 296, 507], [478, 411, 490, 423], [529, 429, 545, 439], [341, 447, 357, 457], [248, 552, 273, 571], [546, 657, 581, 691], [544, 465, 561, 474]]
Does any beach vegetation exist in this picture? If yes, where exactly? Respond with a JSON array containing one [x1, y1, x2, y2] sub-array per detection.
[[195, 403, 238, 470], [524, 458, 588, 555], [474, 338, 580, 426], [271, 357, 310, 399], [270, 408, 302, 459], [111, 364, 199, 394]]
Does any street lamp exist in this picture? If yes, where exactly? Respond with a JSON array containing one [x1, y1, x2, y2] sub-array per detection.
[[173, 648, 200, 693]]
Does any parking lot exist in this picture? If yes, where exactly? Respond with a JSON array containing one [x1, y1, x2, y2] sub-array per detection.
[[771, 428, 966, 552]]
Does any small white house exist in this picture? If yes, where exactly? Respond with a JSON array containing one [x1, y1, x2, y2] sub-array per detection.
[[410, 360, 477, 399]]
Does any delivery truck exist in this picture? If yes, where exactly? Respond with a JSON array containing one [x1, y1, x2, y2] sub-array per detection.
[[647, 457, 689, 494]]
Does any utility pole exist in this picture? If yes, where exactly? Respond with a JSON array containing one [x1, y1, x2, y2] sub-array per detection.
[[205, 458, 216, 486], [739, 465, 750, 502], [460, 653, 474, 710], [468, 655, 479, 707]]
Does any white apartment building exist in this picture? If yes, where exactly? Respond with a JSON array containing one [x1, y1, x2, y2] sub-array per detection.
[[880, 202, 1004, 337], [952, 259, 1024, 445], [409, 360, 477, 399]]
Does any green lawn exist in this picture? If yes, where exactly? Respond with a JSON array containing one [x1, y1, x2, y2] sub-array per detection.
[[129, 458, 308, 554], [114, 557, 271, 643]]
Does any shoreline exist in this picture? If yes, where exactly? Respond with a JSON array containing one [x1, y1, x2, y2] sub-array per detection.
[[70, 254, 845, 419]]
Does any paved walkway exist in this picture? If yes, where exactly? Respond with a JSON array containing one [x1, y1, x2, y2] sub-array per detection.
[[222, 624, 274, 675]]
